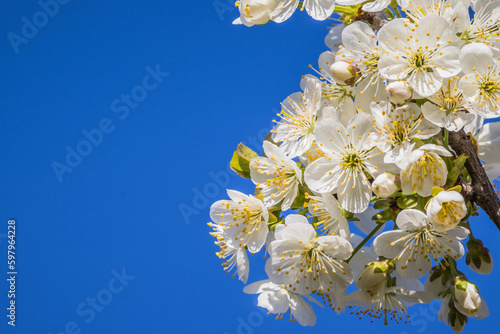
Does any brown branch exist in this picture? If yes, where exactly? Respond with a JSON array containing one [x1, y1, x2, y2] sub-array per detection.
[[448, 130, 500, 231]]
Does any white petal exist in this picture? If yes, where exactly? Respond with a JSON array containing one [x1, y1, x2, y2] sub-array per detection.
[[373, 230, 409, 258], [460, 42, 493, 76], [289, 294, 316, 326], [304, 0, 335, 21], [396, 209, 429, 230]]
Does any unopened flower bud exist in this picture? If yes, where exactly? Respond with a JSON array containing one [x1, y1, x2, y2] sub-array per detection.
[[372, 172, 399, 198], [329, 61, 360, 86], [355, 260, 394, 297], [234, 0, 279, 27], [386, 81, 413, 105], [427, 190, 467, 232], [425, 263, 451, 298], [448, 304, 468, 334], [453, 279, 484, 317], [466, 238, 494, 275]]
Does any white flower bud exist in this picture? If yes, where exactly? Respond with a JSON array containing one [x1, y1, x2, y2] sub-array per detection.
[[427, 190, 467, 232], [372, 172, 399, 198], [467, 254, 494, 275], [425, 269, 450, 298], [386, 81, 413, 105], [329, 61, 360, 86], [466, 238, 494, 275], [448, 308, 467, 334], [453, 280, 483, 317], [355, 260, 393, 297], [235, 0, 279, 27]]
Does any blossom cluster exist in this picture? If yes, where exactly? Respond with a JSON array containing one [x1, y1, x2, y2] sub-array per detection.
[[209, 0, 499, 332]]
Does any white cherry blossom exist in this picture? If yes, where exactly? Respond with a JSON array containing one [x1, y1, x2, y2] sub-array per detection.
[[422, 78, 476, 132], [373, 209, 469, 279], [243, 279, 321, 326], [346, 285, 432, 324], [370, 101, 440, 168], [400, 144, 452, 197], [210, 190, 269, 253], [378, 15, 461, 97], [305, 113, 397, 213], [306, 192, 349, 239], [335, 21, 386, 112], [459, 43, 500, 118], [268, 214, 354, 295], [426, 190, 467, 232], [250, 141, 303, 210], [272, 77, 322, 157]]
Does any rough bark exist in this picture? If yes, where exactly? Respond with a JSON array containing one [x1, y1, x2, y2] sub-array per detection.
[[448, 130, 500, 231]]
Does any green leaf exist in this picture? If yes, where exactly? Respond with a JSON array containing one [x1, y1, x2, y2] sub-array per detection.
[[397, 195, 418, 209], [229, 143, 259, 179]]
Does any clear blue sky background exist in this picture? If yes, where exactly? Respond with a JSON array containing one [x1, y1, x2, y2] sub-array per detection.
[[0, 1, 498, 333]]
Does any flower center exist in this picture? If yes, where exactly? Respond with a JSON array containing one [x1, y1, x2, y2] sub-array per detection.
[[437, 201, 462, 224], [480, 78, 500, 97], [342, 152, 363, 170]]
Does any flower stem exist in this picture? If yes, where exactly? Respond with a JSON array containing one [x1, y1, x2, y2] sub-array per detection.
[[346, 223, 385, 263]]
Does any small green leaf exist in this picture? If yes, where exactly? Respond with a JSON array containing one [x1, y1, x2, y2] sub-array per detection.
[[397, 195, 418, 209], [229, 143, 259, 179]]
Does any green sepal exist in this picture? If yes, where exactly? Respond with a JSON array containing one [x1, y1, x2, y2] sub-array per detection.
[[373, 209, 394, 224], [448, 185, 462, 193], [374, 199, 390, 210], [431, 186, 444, 197], [453, 154, 468, 169]]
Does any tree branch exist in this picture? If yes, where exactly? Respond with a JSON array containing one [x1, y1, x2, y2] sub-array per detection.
[[448, 129, 500, 231]]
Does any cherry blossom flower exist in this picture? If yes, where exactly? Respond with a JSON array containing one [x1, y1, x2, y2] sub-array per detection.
[[426, 190, 467, 232], [335, 21, 386, 112], [460, 43, 500, 118], [210, 190, 269, 253], [378, 15, 461, 97], [373, 209, 469, 279], [272, 77, 322, 157], [250, 141, 302, 210], [422, 78, 476, 132], [268, 214, 353, 295], [243, 279, 322, 326], [400, 144, 452, 197], [370, 101, 440, 168], [305, 113, 397, 213], [306, 192, 349, 239]]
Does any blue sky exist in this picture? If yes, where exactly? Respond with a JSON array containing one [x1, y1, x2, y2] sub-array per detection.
[[0, 1, 498, 333]]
